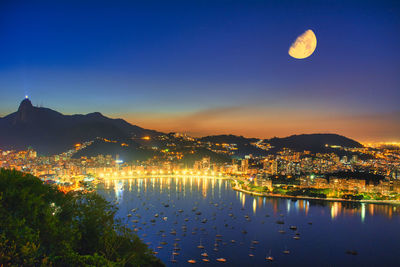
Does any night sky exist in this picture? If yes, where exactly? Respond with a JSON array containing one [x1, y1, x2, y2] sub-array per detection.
[[0, 0, 399, 142]]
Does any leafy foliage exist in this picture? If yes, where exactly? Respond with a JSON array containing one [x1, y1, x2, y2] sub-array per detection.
[[0, 169, 164, 266]]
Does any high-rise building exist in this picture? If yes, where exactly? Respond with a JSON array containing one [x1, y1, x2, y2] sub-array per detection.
[[241, 159, 249, 174]]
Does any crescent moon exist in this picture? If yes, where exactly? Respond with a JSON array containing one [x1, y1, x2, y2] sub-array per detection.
[[288, 29, 317, 59]]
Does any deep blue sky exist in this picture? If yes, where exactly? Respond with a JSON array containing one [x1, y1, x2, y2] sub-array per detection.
[[0, 0, 399, 142]]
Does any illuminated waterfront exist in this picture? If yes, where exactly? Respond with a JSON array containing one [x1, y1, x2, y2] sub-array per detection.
[[97, 177, 400, 266]]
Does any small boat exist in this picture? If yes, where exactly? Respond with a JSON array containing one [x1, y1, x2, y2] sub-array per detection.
[[154, 213, 159, 217], [197, 239, 205, 249], [156, 246, 163, 249], [266, 250, 274, 261], [202, 258, 210, 262], [293, 236, 300, 240], [278, 230, 286, 234], [173, 252, 179, 255], [252, 240, 259, 244], [266, 256, 274, 261], [216, 258, 227, 262], [283, 250, 290, 254], [249, 254, 254, 257], [231, 240, 236, 243], [346, 250, 358, 255], [216, 234, 223, 237], [289, 226, 297, 230], [163, 217, 168, 221], [127, 214, 132, 217], [187, 259, 196, 264], [201, 252, 208, 257]]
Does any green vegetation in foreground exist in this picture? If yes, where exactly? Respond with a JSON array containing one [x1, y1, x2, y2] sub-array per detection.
[[0, 169, 164, 266]]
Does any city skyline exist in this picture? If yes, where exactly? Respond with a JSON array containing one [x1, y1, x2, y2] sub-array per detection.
[[1, 0, 399, 142]]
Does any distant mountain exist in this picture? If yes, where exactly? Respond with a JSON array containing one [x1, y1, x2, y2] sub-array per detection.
[[199, 134, 259, 145], [267, 134, 363, 153], [199, 133, 363, 157], [0, 98, 160, 155], [199, 135, 268, 157], [0, 99, 364, 157], [72, 139, 158, 162]]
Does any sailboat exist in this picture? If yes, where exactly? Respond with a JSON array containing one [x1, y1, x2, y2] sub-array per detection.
[[283, 249, 290, 254], [197, 239, 205, 249], [266, 250, 274, 261], [201, 252, 209, 257], [170, 252, 177, 263]]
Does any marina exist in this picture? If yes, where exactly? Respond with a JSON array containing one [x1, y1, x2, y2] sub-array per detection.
[[97, 176, 400, 266]]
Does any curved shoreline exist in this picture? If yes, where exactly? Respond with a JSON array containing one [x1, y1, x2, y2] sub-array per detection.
[[97, 175, 230, 180], [94, 175, 400, 205], [232, 186, 400, 206]]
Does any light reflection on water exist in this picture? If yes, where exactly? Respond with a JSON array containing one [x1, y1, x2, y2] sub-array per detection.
[[98, 177, 400, 266], [103, 177, 400, 220]]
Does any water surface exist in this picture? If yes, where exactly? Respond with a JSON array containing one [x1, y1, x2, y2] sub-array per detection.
[[97, 177, 400, 266]]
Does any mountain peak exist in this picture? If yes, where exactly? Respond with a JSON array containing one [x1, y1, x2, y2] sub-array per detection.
[[87, 112, 104, 117], [0, 98, 160, 155], [18, 98, 33, 112]]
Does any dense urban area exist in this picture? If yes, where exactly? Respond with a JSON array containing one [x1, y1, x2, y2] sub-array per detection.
[[1, 133, 399, 202]]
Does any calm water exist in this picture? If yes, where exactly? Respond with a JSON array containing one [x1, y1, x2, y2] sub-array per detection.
[[96, 177, 400, 266]]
